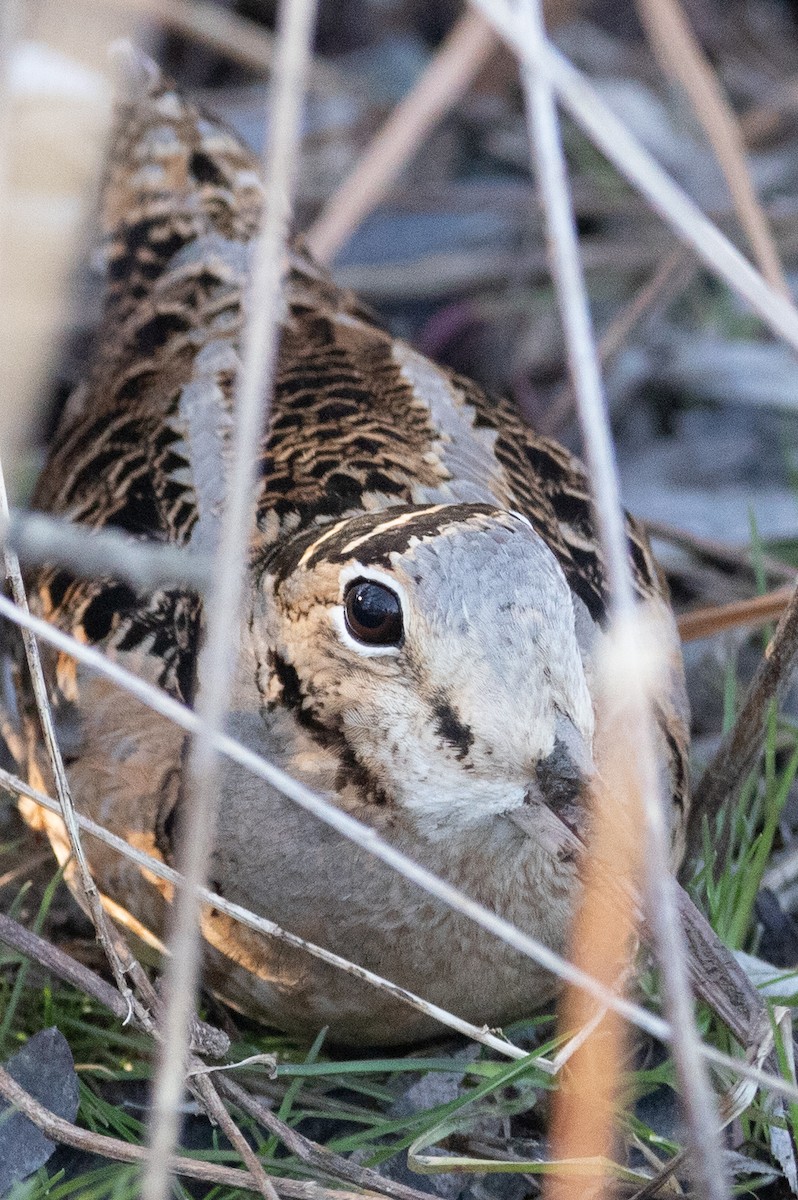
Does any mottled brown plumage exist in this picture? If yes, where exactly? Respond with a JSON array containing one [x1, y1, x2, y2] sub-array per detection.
[[18, 60, 689, 1044]]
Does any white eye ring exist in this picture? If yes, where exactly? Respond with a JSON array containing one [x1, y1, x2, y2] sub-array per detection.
[[331, 564, 410, 657]]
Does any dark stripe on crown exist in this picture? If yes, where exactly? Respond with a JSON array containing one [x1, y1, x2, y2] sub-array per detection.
[[266, 503, 520, 583]]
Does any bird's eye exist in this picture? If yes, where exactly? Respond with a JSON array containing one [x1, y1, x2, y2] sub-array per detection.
[[343, 579, 404, 647]]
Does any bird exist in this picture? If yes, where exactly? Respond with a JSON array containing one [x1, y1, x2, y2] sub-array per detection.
[[15, 58, 690, 1046]]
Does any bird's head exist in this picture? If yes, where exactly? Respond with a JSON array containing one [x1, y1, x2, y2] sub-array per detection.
[[253, 504, 595, 838]]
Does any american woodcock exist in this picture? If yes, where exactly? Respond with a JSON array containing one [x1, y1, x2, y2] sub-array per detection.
[[15, 62, 690, 1045]]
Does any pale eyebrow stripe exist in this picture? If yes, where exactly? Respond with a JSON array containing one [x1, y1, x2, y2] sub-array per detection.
[[297, 516, 350, 567], [341, 504, 446, 555]]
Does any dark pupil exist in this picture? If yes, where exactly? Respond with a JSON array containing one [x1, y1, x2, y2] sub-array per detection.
[[344, 580, 403, 646]]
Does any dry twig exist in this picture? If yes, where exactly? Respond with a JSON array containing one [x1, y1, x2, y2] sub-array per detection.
[[220, 1078, 444, 1200], [645, 520, 797, 583], [675, 890, 772, 1052], [686, 578, 798, 861], [542, 246, 695, 435], [0, 911, 144, 1024], [677, 586, 793, 642], [0, 911, 421, 1200], [0, 1065, 372, 1199], [2, 509, 211, 593], [141, 1, 318, 1189], [513, 0, 726, 1193], [741, 76, 798, 145], [471, 0, 798, 350], [306, 11, 498, 263], [0, 908, 229, 1061], [0, 463, 152, 1035], [190, 1072, 281, 1200], [635, 0, 789, 295], [545, 692, 643, 1198]]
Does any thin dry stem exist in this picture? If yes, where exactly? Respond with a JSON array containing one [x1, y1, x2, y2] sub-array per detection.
[[2, 509, 211, 593], [190, 1072, 281, 1200], [517, 6, 627, 600], [0, 905, 225, 1060], [628, 1154, 687, 1200], [635, 0, 789, 296], [0, 908, 424, 1200], [645, 519, 797, 583], [514, 1, 726, 1194], [143, 1, 318, 1192], [220, 1078, 444, 1200], [0, 1065, 372, 1199], [741, 77, 798, 145], [686, 578, 798, 861], [591, 249, 694, 372], [0, 867, 228, 1064], [470, 0, 798, 352], [545, 700, 645, 1198], [97, 0, 339, 88], [543, 246, 695, 435], [0, 911, 137, 1023], [677, 586, 793, 642], [545, 17, 798, 436], [305, 10, 498, 264], [676, 890, 772, 1053], [0, 464, 150, 1034]]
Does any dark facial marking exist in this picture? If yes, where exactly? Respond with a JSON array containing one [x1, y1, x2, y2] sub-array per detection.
[[433, 696, 474, 761], [271, 652, 310, 723], [269, 652, 392, 807], [264, 505, 480, 583]]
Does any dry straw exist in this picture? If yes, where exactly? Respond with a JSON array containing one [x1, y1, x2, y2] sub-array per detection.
[[133, 0, 320, 1194], [510, 0, 725, 1193], [306, 10, 498, 264], [634, 0, 788, 296]]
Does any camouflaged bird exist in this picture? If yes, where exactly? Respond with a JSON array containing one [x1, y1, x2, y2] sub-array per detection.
[[17, 59, 690, 1045]]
